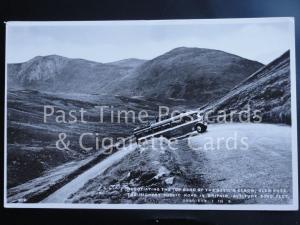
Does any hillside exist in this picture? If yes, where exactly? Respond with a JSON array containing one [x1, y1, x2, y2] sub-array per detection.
[[7, 55, 134, 94], [203, 50, 291, 124], [113, 47, 263, 104]]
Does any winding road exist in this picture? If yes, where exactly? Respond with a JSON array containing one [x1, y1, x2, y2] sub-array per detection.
[[41, 123, 293, 204]]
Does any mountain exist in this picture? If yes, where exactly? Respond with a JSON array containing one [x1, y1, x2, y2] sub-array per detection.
[[7, 48, 263, 105], [203, 50, 291, 124], [7, 55, 135, 94], [111, 47, 263, 104]]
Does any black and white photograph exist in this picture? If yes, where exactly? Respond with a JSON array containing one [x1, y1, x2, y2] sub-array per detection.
[[4, 18, 298, 210]]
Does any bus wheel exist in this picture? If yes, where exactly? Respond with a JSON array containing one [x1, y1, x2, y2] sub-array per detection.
[[195, 124, 207, 133]]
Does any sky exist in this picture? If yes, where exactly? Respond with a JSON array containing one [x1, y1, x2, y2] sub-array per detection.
[[6, 19, 293, 64]]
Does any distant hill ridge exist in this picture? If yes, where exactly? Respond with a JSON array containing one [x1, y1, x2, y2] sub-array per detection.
[[8, 47, 264, 106]]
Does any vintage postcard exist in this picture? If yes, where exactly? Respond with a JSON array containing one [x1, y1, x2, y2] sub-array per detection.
[[4, 18, 298, 210]]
